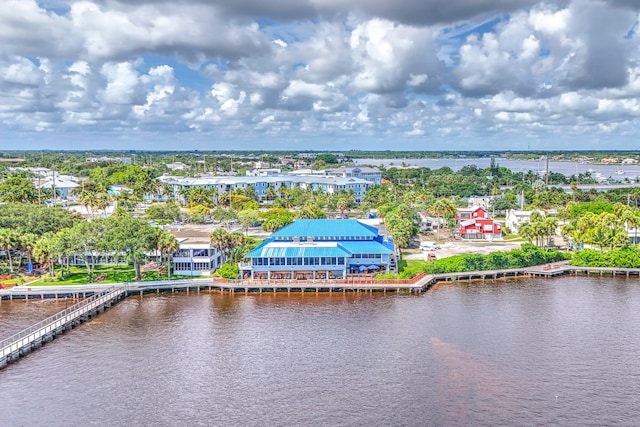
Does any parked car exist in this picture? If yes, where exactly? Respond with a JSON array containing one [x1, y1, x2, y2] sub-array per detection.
[[420, 241, 441, 251], [426, 253, 437, 262]]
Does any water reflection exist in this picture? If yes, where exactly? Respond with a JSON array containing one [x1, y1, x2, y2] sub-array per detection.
[[1, 277, 640, 426]]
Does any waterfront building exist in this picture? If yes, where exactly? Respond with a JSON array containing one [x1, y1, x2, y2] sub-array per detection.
[[171, 238, 224, 276], [239, 219, 395, 280], [168, 226, 225, 276]]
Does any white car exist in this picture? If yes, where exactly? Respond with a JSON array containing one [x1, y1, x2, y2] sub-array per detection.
[[420, 241, 441, 251]]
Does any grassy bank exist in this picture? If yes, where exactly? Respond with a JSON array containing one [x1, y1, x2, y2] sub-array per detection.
[[32, 265, 176, 286]]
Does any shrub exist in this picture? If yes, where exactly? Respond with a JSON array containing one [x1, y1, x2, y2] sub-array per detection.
[[213, 263, 239, 279], [572, 247, 640, 268], [418, 244, 569, 275]]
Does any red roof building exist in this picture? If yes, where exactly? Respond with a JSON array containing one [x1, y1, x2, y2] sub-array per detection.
[[455, 206, 488, 222], [457, 218, 502, 240], [455, 207, 501, 240]]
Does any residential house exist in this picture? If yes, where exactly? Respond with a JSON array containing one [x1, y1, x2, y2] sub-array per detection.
[[505, 209, 544, 234], [455, 206, 489, 222], [457, 218, 502, 240], [169, 226, 225, 276], [455, 206, 502, 240], [37, 175, 79, 199]]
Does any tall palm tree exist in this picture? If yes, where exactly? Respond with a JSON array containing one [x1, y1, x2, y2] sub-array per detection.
[[0, 228, 20, 272], [157, 230, 179, 279], [428, 198, 457, 240], [19, 232, 38, 267], [33, 233, 58, 277], [79, 190, 98, 215], [518, 222, 535, 245]]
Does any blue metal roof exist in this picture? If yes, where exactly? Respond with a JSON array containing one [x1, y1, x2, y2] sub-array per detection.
[[246, 244, 351, 258], [338, 241, 394, 255], [246, 241, 393, 258], [272, 219, 379, 238]]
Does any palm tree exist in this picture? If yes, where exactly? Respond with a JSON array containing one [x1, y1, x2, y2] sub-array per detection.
[[210, 228, 233, 260], [157, 230, 179, 279], [19, 232, 38, 267], [0, 228, 20, 272], [542, 217, 558, 248], [518, 222, 535, 244], [428, 198, 457, 240], [79, 190, 99, 215], [33, 233, 58, 277], [265, 186, 277, 203]]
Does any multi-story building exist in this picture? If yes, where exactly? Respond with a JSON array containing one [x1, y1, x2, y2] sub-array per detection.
[[158, 173, 373, 203], [324, 167, 383, 185], [239, 219, 395, 280], [169, 227, 225, 276], [455, 207, 502, 240]]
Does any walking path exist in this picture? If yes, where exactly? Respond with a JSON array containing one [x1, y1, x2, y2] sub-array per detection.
[[1, 262, 638, 301]]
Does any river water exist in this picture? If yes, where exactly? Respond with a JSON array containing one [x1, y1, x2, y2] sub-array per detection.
[[354, 157, 640, 181], [1, 276, 640, 426]]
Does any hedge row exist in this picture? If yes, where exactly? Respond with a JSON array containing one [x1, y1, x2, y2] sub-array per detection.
[[571, 247, 640, 268], [390, 244, 569, 279]]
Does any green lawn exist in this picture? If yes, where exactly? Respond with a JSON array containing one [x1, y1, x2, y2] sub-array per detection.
[[502, 234, 525, 242], [30, 268, 173, 286]]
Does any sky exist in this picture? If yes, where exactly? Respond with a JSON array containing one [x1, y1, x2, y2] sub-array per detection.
[[1, 0, 640, 151]]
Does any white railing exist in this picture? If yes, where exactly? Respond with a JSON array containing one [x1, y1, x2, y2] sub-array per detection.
[[0, 285, 127, 360]]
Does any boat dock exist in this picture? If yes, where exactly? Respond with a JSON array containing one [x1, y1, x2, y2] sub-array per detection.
[[0, 285, 127, 369]]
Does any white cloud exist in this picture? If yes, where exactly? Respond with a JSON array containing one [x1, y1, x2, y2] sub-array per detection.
[[0, 0, 639, 149], [350, 19, 443, 94]]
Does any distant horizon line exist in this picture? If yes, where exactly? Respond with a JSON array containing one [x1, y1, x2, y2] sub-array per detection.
[[2, 149, 640, 154]]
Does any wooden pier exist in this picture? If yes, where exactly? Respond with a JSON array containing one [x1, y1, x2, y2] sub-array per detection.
[[0, 286, 127, 369]]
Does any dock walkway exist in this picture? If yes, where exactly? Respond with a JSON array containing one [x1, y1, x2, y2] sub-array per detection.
[[0, 285, 127, 368]]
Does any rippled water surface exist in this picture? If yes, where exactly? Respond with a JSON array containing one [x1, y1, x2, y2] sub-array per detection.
[[2, 276, 640, 426]]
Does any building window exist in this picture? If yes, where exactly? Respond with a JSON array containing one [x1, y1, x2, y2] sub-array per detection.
[[193, 262, 210, 271], [193, 248, 209, 257], [174, 249, 190, 257], [174, 262, 191, 271]]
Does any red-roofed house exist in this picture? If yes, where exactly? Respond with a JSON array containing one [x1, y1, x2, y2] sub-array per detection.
[[455, 206, 488, 222], [457, 218, 502, 240], [455, 206, 502, 240]]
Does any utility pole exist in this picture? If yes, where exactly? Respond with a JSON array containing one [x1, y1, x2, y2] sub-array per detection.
[[545, 155, 549, 186], [51, 169, 56, 206]]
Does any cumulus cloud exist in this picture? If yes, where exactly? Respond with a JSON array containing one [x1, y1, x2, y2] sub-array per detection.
[[350, 19, 444, 94], [0, 0, 639, 149]]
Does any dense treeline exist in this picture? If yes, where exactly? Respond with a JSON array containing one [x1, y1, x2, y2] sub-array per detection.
[[0, 204, 80, 235]]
